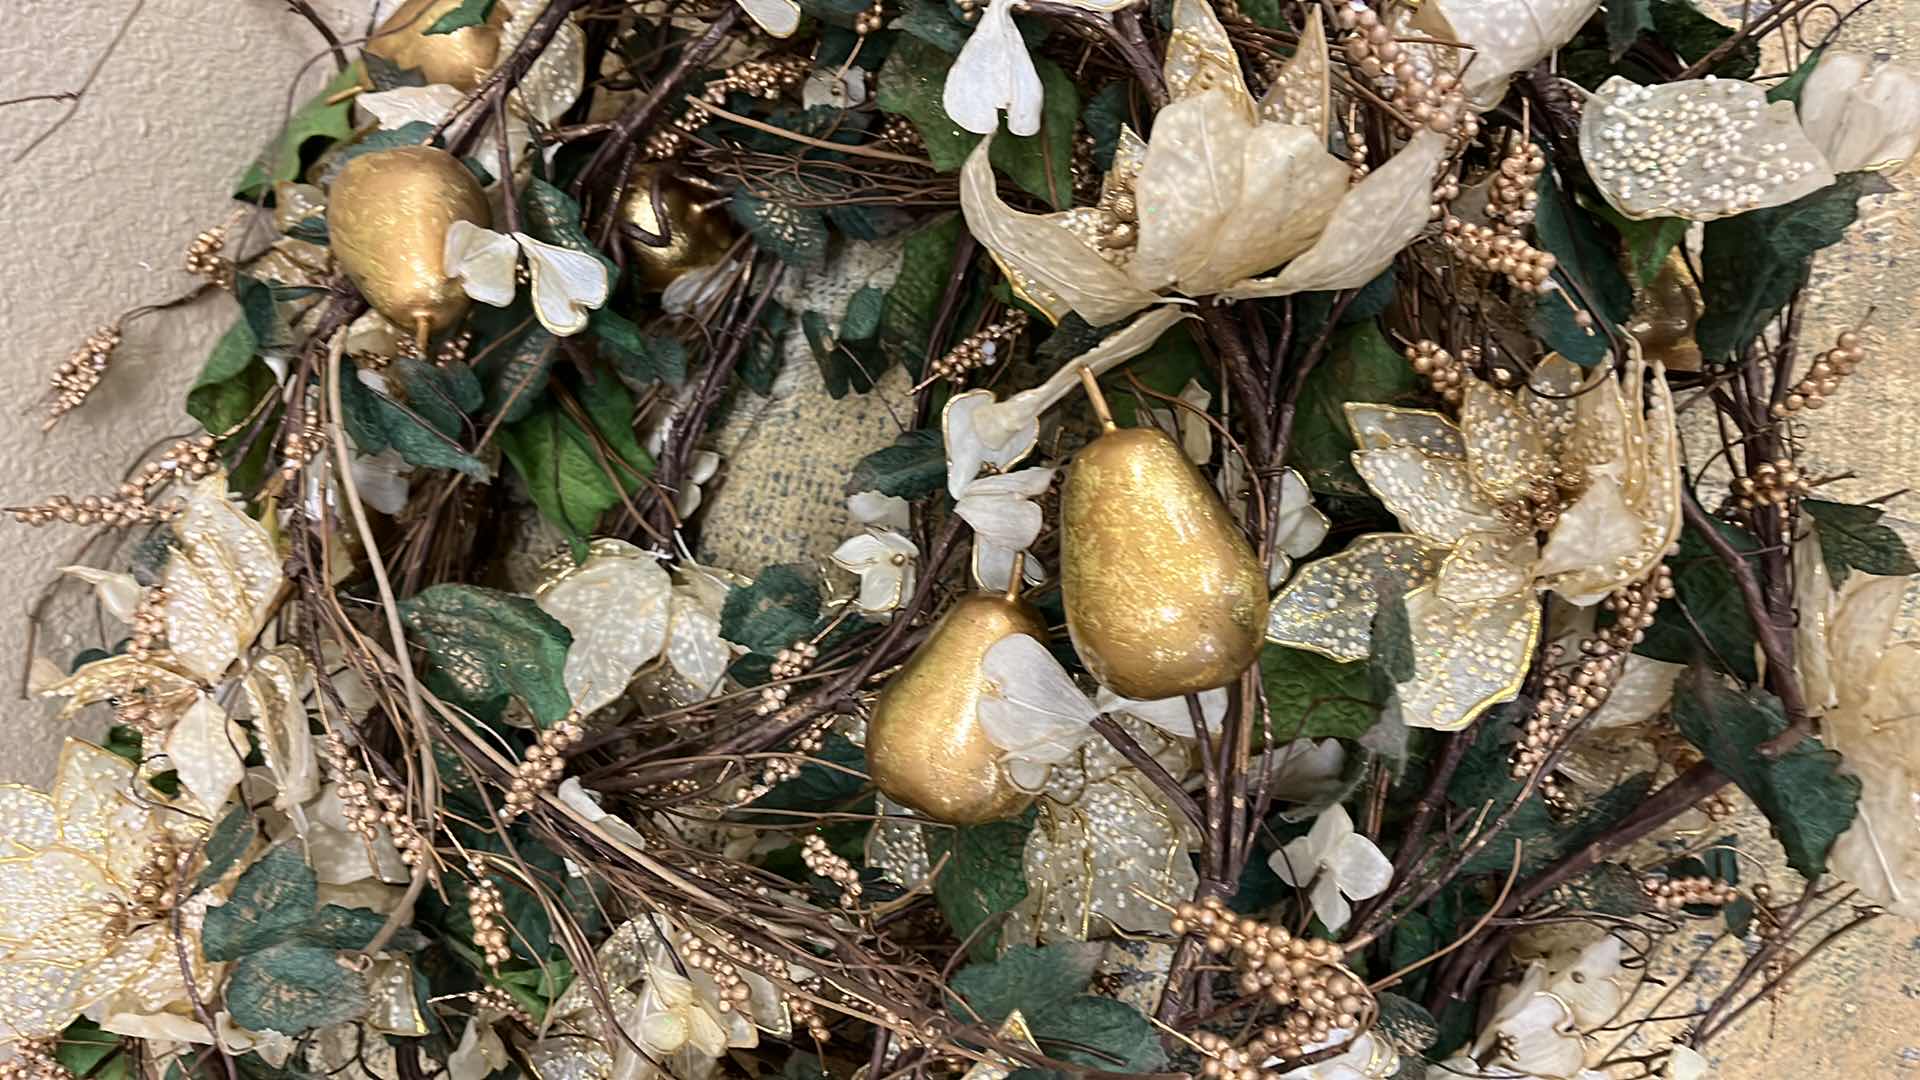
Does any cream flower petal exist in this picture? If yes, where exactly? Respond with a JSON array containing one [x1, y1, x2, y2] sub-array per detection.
[[1309, 872, 1351, 933], [1346, 402, 1466, 456], [959, 138, 1161, 325], [245, 647, 319, 823], [1267, 534, 1446, 660], [357, 83, 465, 129], [1265, 738, 1347, 805], [0, 787, 56, 857], [1548, 935, 1629, 1030], [666, 601, 731, 696], [1328, 832, 1393, 900], [956, 469, 1054, 552], [351, 448, 415, 515], [514, 233, 611, 336], [538, 541, 673, 714], [738, 0, 801, 34], [978, 634, 1099, 787], [848, 490, 912, 531], [162, 474, 284, 684], [57, 566, 142, 622], [1014, 772, 1198, 940], [1355, 445, 1508, 546], [1581, 77, 1836, 222], [504, 4, 586, 124], [1664, 1046, 1710, 1080], [1415, 0, 1605, 109], [945, 0, 1044, 136], [445, 220, 521, 308], [1094, 685, 1227, 738], [1398, 586, 1537, 731], [832, 531, 919, 613], [1274, 469, 1330, 560], [944, 389, 1040, 499], [557, 778, 648, 852], [1163, 0, 1253, 109], [1485, 993, 1585, 1077], [1224, 130, 1451, 299], [1258, 14, 1331, 138], [973, 539, 1045, 594], [1462, 378, 1552, 505], [448, 1017, 512, 1080], [165, 693, 247, 812], [1799, 51, 1920, 173]]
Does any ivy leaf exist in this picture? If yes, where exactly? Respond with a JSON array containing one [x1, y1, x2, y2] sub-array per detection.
[[301, 904, 427, 951], [1805, 499, 1919, 584], [321, 122, 441, 187], [187, 322, 277, 437], [843, 286, 888, 341], [877, 36, 979, 170], [1595, 204, 1687, 289], [947, 942, 1102, 1024], [481, 319, 560, 422], [1532, 165, 1634, 366], [1286, 321, 1422, 495], [1673, 677, 1861, 880], [740, 301, 792, 396], [1565, 862, 1656, 916], [398, 584, 574, 726], [894, 0, 969, 52], [1458, 774, 1654, 876], [596, 309, 688, 387], [225, 942, 368, 1033], [203, 845, 317, 961], [720, 564, 820, 654], [1030, 997, 1167, 1072], [522, 178, 618, 278], [730, 193, 829, 268], [498, 402, 622, 547], [1606, 0, 1652, 59], [927, 816, 1032, 959], [1362, 590, 1414, 769], [1082, 83, 1131, 171], [1769, 46, 1827, 106], [339, 358, 488, 478], [1260, 645, 1376, 741], [235, 62, 364, 200], [1637, 516, 1760, 681], [740, 733, 870, 820], [1697, 173, 1891, 362], [195, 804, 258, 891], [847, 429, 945, 499], [1651, 0, 1760, 80], [427, 0, 496, 33]]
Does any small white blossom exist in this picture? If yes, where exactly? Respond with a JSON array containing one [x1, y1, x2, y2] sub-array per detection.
[[943, 0, 1043, 136], [444, 220, 521, 308], [1093, 685, 1227, 738], [514, 232, 611, 336], [955, 467, 1054, 591], [1270, 467, 1330, 585], [1799, 50, 1920, 173], [1268, 804, 1392, 933], [978, 632, 1098, 790], [848, 489, 912, 531], [832, 529, 920, 613]]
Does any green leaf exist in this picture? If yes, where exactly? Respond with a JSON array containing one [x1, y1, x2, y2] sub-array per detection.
[[427, 0, 496, 33], [1100, 324, 1206, 428], [1260, 645, 1376, 741], [339, 358, 489, 478], [947, 942, 1102, 1024], [1636, 516, 1761, 681], [1286, 321, 1422, 495], [1606, 0, 1652, 59], [482, 320, 560, 422], [1651, 0, 1760, 80], [522, 178, 618, 279], [877, 36, 980, 170], [391, 356, 483, 433], [1458, 773, 1653, 876], [498, 403, 622, 544], [729, 192, 829, 268], [573, 373, 654, 483], [321, 122, 441, 187], [720, 564, 820, 654], [596, 309, 688, 387], [1082, 83, 1131, 171], [847, 428, 945, 499], [236, 62, 364, 200], [1532, 165, 1634, 366], [1362, 589, 1414, 769], [1697, 173, 1890, 361], [235, 274, 292, 350], [203, 845, 317, 961], [1805, 499, 1919, 584], [1595, 204, 1687, 289], [1565, 862, 1655, 916], [1673, 678, 1860, 879], [740, 301, 792, 396], [740, 733, 869, 819], [1029, 996, 1167, 1072], [187, 320, 276, 437], [894, 0, 970, 52], [55, 1019, 125, 1080], [843, 286, 888, 341], [881, 214, 966, 375], [301, 904, 427, 951], [398, 584, 574, 726], [225, 942, 369, 1033], [195, 804, 258, 890], [928, 816, 1031, 959], [1769, 46, 1827, 105]]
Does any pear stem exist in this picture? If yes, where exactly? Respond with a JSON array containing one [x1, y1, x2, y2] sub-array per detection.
[[1005, 551, 1026, 601], [1076, 364, 1116, 432], [413, 314, 432, 355], [324, 85, 365, 107]]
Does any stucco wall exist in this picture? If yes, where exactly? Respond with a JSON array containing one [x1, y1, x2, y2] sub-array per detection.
[[0, 0, 373, 784]]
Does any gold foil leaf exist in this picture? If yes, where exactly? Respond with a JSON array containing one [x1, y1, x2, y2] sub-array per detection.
[[1267, 534, 1446, 661], [1397, 586, 1538, 731], [162, 473, 285, 684]]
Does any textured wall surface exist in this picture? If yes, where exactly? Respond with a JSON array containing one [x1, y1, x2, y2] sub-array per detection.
[[0, 0, 373, 784]]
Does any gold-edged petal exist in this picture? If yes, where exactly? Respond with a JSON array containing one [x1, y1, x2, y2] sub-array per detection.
[[1398, 586, 1538, 731], [38, 653, 198, 723], [245, 648, 320, 819], [0, 787, 56, 857], [1163, 0, 1252, 112], [1353, 445, 1507, 546], [1435, 531, 1537, 605], [1415, 0, 1605, 109], [1580, 76, 1836, 222], [0, 848, 117, 959], [1011, 772, 1198, 942], [1345, 402, 1467, 457], [1462, 377, 1552, 505], [164, 693, 247, 813], [163, 474, 285, 684], [1258, 13, 1330, 139], [1266, 534, 1446, 660], [1129, 91, 1248, 294]]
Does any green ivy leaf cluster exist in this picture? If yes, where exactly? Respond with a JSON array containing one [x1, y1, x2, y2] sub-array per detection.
[[398, 583, 575, 726], [948, 944, 1167, 1072], [1804, 499, 1919, 584]]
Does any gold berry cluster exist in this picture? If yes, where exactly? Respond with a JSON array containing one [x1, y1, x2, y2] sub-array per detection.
[[1641, 874, 1739, 911], [1404, 339, 1469, 406], [877, 115, 923, 150], [1731, 458, 1808, 520], [279, 410, 327, 484], [1516, 566, 1675, 780], [185, 223, 235, 289], [43, 322, 122, 430], [123, 836, 184, 926], [467, 870, 513, 968], [1773, 330, 1866, 417], [1173, 896, 1374, 1068], [801, 834, 863, 909], [0, 1041, 74, 1080], [644, 57, 810, 159], [503, 716, 585, 819], [1335, 5, 1477, 141], [929, 310, 1030, 383], [128, 586, 169, 661], [676, 927, 757, 1011], [758, 639, 819, 715], [8, 435, 218, 527], [686, 921, 832, 1041], [323, 730, 428, 867], [853, 0, 884, 34]]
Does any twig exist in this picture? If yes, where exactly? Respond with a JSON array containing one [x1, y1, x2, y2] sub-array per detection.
[[283, 0, 351, 72]]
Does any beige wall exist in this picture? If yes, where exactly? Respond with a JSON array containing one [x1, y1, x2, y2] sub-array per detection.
[[0, 0, 372, 784]]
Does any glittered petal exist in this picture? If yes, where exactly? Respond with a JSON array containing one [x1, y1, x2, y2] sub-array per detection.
[[516, 233, 611, 336], [1198, 121, 1349, 293], [1580, 76, 1836, 222], [1799, 51, 1920, 173], [1223, 130, 1450, 299], [444, 220, 521, 308], [245, 648, 319, 819], [978, 634, 1099, 772], [959, 138, 1160, 325], [52, 741, 155, 875], [1344, 402, 1467, 457], [1417, 0, 1604, 109], [665, 602, 731, 697], [37, 654, 198, 723], [539, 541, 673, 714], [1328, 832, 1392, 900], [0, 787, 56, 857], [1354, 445, 1508, 546], [1163, 0, 1253, 110], [163, 474, 284, 684], [0, 957, 116, 1040], [0, 848, 116, 957], [1266, 535, 1446, 660], [1016, 773, 1197, 940], [944, 0, 1043, 136], [1436, 531, 1537, 605], [166, 693, 247, 812], [506, 7, 586, 124], [1130, 93, 1248, 293], [1535, 477, 1639, 579], [736, 0, 801, 36], [1462, 378, 1552, 506], [1398, 587, 1537, 731], [1257, 14, 1330, 139]]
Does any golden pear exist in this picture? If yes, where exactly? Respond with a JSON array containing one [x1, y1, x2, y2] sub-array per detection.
[[618, 165, 735, 292], [363, 0, 506, 91], [327, 146, 490, 335], [1060, 395, 1269, 699], [1627, 249, 1703, 372], [867, 592, 1044, 825]]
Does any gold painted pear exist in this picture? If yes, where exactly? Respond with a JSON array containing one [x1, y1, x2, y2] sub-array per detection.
[[1627, 249, 1703, 372], [619, 164, 735, 292], [364, 0, 506, 91], [1061, 406, 1268, 699], [328, 146, 490, 334], [868, 592, 1044, 824]]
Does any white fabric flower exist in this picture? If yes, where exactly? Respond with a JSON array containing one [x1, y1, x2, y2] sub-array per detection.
[[955, 467, 1055, 591], [1265, 737, 1348, 804], [351, 448, 416, 515], [1474, 988, 1587, 1079], [444, 220, 521, 307], [832, 529, 920, 613], [1663, 1046, 1709, 1080], [514, 232, 612, 336], [736, 0, 800, 36], [1799, 50, 1920, 173], [676, 450, 721, 518], [1267, 804, 1392, 933], [1093, 685, 1227, 738], [978, 633, 1099, 790], [57, 565, 142, 621], [557, 778, 648, 852], [1270, 467, 1330, 585], [1146, 378, 1214, 465], [447, 1016, 511, 1080], [848, 489, 912, 531], [944, 0, 1044, 136]]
